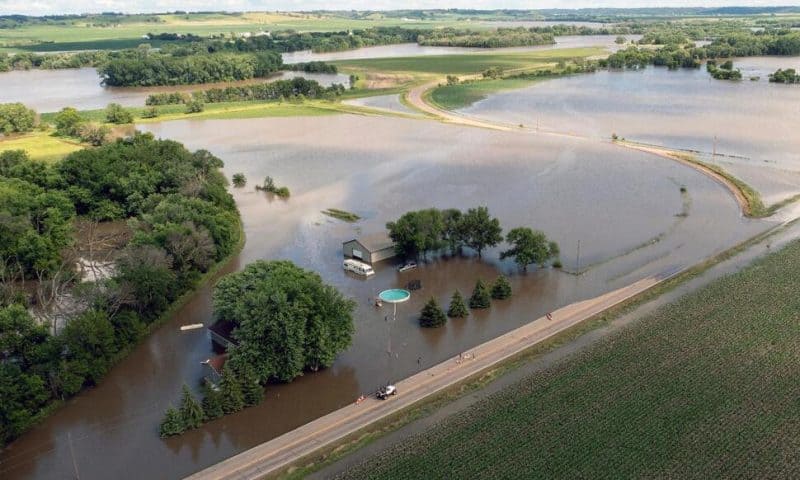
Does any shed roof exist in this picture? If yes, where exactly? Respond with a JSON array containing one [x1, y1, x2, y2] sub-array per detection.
[[346, 232, 395, 253]]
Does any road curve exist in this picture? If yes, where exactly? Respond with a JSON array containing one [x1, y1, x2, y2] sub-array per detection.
[[186, 272, 673, 480]]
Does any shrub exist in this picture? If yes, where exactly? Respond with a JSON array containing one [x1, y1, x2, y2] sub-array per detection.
[[419, 297, 447, 328], [179, 384, 205, 430], [447, 290, 469, 318], [232, 173, 247, 187], [159, 405, 185, 437], [469, 280, 491, 309], [78, 122, 110, 146], [105, 103, 133, 124], [53, 107, 84, 136], [490, 276, 512, 300], [0, 103, 36, 134], [140, 106, 159, 119], [185, 99, 205, 114], [274, 186, 290, 198]]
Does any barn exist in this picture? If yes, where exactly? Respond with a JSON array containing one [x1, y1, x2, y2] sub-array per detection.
[[342, 232, 397, 265]]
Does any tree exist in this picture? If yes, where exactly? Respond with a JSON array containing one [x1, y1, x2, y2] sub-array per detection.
[[447, 290, 469, 318], [461, 206, 502, 257], [59, 310, 116, 385], [491, 276, 512, 300], [179, 384, 205, 430], [53, 107, 84, 137], [115, 245, 177, 319], [231, 173, 247, 187], [219, 363, 245, 414], [105, 103, 133, 124], [419, 297, 447, 328], [500, 227, 560, 272], [159, 405, 185, 437], [201, 380, 224, 420], [238, 364, 264, 407], [441, 208, 465, 255], [469, 280, 491, 309], [0, 103, 36, 134], [213, 260, 356, 383], [386, 209, 444, 260]]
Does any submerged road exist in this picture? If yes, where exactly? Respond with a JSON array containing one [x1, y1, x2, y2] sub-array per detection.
[[186, 272, 672, 480]]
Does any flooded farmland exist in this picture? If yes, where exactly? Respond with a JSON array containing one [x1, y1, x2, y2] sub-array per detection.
[[459, 56, 800, 205], [0, 113, 772, 480]]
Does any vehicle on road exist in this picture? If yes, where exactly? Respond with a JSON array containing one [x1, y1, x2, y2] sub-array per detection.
[[398, 261, 417, 272], [376, 384, 397, 400], [343, 258, 375, 276]]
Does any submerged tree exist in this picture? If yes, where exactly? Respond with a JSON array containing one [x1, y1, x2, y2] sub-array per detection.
[[201, 380, 224, 420], [231, 173, 247, 187], [500, 227, 560, 272], [179, 384, 205, 430], [419, 297, 447, 328], [447, 290, 469, 318], [219, 363, 245, 414], [491, 276, 512, 300], [461, 206, 503, 257], [469, 280, 491, 309], [159, 405, 185, 438], [239, 364, 264, 407]]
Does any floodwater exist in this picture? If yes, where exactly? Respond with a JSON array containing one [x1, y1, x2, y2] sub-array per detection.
[[460, 56, 800, 205], [0, 114, 771, 480], [281, 35, 639, 64], [0, 69, 349, 112]]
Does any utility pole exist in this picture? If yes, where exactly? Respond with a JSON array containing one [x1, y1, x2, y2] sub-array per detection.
[[68, 432, 80, 480], [713, 135, 717, 157], [576, 240, 581, 273]]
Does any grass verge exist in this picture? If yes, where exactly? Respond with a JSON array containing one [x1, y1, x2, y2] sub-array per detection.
[[272, 220, 789, 479]]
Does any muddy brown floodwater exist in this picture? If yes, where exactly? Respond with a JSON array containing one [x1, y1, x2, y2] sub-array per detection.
[[0, 114, 772, 480], [459, 56, 800, 205]]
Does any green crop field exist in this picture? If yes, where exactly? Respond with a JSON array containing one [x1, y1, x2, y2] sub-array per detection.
[[333, 47, 605, 75], [0, 132, 83, 162], [338, 238, 800, 479], [0, 12, 474, 52], [429, 77, 548, 110]]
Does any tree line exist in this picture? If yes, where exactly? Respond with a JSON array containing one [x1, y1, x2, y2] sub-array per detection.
[[386, 207, 560, 271], [417, 27, 555, 48], [0, 133, 241, 447], [160, 260, 356, 436], [145, 77, 346, 106]]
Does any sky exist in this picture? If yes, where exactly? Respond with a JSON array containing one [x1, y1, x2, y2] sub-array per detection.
[[0, 1, 792, 16]]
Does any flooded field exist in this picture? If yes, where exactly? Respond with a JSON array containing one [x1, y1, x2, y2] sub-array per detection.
[[343, 93, 416, 114], [0, 114, 771, 480], [0, 69, 349, 112], [459, 56, 800, 205]]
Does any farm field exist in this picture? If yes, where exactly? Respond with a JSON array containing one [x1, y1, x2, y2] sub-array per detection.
[[333, 47, 604, 75], [337, 237, 800, 479], [429, 77, 546, 110]]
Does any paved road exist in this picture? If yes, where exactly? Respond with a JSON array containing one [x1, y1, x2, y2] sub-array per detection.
[[186, 274, 669, 480]]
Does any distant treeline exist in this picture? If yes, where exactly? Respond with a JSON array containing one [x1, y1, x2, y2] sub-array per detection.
[[145, 77, 346, 105], [417, 27, 554, 48], [287, 61, 338, 74], [0, 51, 108, 72], [601, 31, 800, 70]]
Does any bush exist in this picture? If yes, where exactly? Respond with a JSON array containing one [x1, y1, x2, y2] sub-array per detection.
[[53, 107, 84, 136], [140, 106, 159, 119], [185, 99, 205, 114], [78, 122, 110, 146], [447, 290, 469, 318], [159, 405, 185, 437], [105, 103, 133, 124], [232, 173, 246, 187], [490, 276, 512, 300], [0, 103, 36, 134], [419, 297, 447, 328], [469, 280, 491, 309], [179, 384, 205, 430], [274, 186, 290, 198]]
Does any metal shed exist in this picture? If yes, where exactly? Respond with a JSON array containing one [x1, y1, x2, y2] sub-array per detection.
[[342, 232, 397, 265]]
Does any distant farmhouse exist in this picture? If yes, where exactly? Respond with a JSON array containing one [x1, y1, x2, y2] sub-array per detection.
[[342, 232, 396, 264]]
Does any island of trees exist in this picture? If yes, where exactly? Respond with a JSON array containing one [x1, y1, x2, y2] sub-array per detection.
[[0, 133, 240, 447], [160, 260, 356, 436], [769, 68, 800, 84]]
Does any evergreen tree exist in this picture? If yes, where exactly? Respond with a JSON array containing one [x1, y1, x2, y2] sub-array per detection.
[[179, 384, 205, 430], [201, 380, 224, 420], [159, 405, 185, 438], [447, 290, 469, 318], [219, 364, 245, 414], [419, 297, 447, 328], [491, 276, 513, 300], [469, 280, 491, 309], [239, 365, 265, 407]]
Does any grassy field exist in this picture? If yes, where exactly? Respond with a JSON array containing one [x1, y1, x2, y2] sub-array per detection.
[[0, 131, 83, 162], [429, 77, 547, 110], [0, 12, 475, 52], [338, 238, 800, 479], [333, 47, 605, 75]]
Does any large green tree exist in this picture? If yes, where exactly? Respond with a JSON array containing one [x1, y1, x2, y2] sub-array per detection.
[[500, 227, 560, 272], [419, 297, 447, 328], [0, 103, 36, 134], [213, 260, 356, 383], [179, 384, 205, 430], [461, 206, 503, 257], [386, 208, 444, 260]]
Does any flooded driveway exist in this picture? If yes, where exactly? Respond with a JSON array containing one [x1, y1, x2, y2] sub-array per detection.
[[0, 114, 771, 480]]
